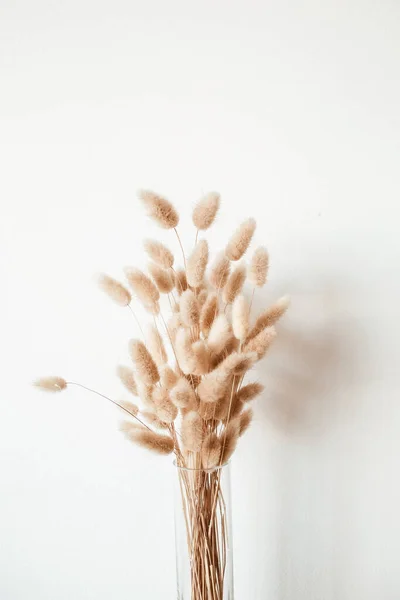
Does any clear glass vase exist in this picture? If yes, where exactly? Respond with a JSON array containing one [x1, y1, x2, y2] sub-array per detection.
[[174, 460, 234, 600]]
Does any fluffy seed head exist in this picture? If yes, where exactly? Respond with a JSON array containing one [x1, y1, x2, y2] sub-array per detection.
[[200, 293, 218, 336], [197, 289, 208, 308], [192, 340, 210, 375], [201, 433, 222, 469], [160, 365, 179, 390], [246, 296, 290, 343], [207, 314, 232, 355], [98, 274, 131, 307], [167, 313, 182, 344], [140, 410, 169, 430], [192, 192, 220, 230], [174, 269, 188, 294], [223, 263, 246, 304], [137, 383, 155, 409], [243, 326, 277, 359], [219, 351, 257, 376], [236, 382, 264, 403], [175, 328, 197, 374], [186, 240, 209, 288], [118, 400, 139, 417], [138, 189, 179, 229], [225, 218, 256, 261], [249, 246, 269, 287], [116, 365, 138, 396], [129, 339, 160, 386], [170, 377, 196, 408], [34, 377, 67, 392], [124, 267, 160, 314], [197, 366, 231, 404], [147, 325, 167, 367], [180, 290, 200, 327], [148, 263, 174, 294], [123, 427, 174, 455], [232, 294, 249, 341], [143, 239, 174, 269], [220, 418, 240, 463], [239, 408, 253, 436], [181, 410, 204, 452], [209, 253, 231, 289], [152, 387, 178, 423]]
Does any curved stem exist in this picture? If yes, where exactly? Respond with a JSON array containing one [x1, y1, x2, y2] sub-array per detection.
[[66, 381, 153, 432], [127, 304, 145, 338], [174, 228, 187, 269]]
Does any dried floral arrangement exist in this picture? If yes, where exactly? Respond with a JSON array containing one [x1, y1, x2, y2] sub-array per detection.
[[35, 191, 289, 599]]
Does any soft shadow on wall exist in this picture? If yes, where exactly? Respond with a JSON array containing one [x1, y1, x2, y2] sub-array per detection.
[[253, 275, 365, 600]]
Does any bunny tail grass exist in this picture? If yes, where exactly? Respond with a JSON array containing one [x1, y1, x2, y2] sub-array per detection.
[[138, 189, 179, 229], [123, 428, 174, 455], [201, 433, 222, 469], [34, 377, 67, 392], [249, 246, 269, 287], [98, 274, 131, 307], [186, 240, 209, 288], [129, 339, 160, 385], [223, 263, 246, 304], [225, 218, 256, 261], [143, 239, 174, 269], [192, 192, 220, 230]]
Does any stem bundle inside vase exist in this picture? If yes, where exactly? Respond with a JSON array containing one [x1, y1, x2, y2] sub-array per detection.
[[34, 190, 289, 599]]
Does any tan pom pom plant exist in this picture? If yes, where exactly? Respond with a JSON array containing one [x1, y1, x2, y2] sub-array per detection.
[[34, 190, 289, 600]]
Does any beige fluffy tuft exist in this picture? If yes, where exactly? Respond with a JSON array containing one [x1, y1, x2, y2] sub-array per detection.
[[232, 295, 250, 341], [209, 253, 231, 290], [129, 340, 160, 385], [249, 246, 269, 287], [143, 239, 174, 269], [116, 365, 138, 396], [181, 410, 204, 452], [152, 387, 178, 423], [236, 382, 264, 403], [180, 289, 200, 328], [124, 267, 160, 314], [140, 410, 169, 430], [225, 218, 256, 261], [207, 314, 232, 355], [34, 376, 67, 392], [201, 433, 222, 469], [220, 419, 240, 463], [192, 340, 210, 375], [147, 325, 168, 367], [118, 400, 139, 417], [239, 408, 253, 436], [186, 240, 209, 288], [174, 269, 188, 294], [200, 293, 218, 336], [170, 377, 196, 408], [243, 326, 277, 359], [160, 365, 179, 390], [123, 427, 174, 455], [197, 366, 231, 404], [192, 192, 221, 230], [222, 263, 246, 304], [98, 274, 131, 307], [175, 328, 197, 374], [148, 263, 174, 294], [138, 189, 179, 229], [246, 296, 290, 342], [197, 289, 209, 308]]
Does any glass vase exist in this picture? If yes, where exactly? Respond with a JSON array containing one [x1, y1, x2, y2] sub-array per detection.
[[174, 460, 234, 600]]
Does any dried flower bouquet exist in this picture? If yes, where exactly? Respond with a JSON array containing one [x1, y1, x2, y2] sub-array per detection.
[[35, 190, 289, 599]]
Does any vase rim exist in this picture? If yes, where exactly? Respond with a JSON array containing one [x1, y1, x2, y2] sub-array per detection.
[[173, 459, 229, 472]]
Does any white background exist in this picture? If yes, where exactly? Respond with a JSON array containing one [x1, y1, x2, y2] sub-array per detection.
[[1, 1, 399, 598]]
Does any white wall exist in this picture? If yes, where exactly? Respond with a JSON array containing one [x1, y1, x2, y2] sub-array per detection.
[[1, 1, 399, 598]]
